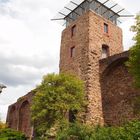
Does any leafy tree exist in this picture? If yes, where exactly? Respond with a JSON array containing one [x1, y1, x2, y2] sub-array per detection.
[[31, 73, 87, 138], [127, 13, 140, 88], [0, 128, 27, 140]]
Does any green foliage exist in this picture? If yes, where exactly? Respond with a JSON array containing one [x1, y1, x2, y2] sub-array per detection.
[[127, 13, 140, 88], [56, 121, 140, 140], [0, 128, 27, 140], [31, 73, 86, 137], [56, 122, 94, 140]]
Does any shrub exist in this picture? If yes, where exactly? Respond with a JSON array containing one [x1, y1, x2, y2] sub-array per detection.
[[0, 128, 27, 140], [56, 121, 140, 140], [0, 121, 6, 129]]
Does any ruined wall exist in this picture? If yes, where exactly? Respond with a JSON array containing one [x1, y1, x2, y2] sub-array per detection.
[[6, 92, 34, 138], [86, 10, 123, 125], [88, 11, 123, 57], [59, 10, 123, 125], [59, 11, 92, 123], [100, 52, 140, 126], [7, 105, 17, 130]]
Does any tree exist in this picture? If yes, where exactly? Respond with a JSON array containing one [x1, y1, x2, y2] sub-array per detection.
[[31, 73, 87, 138], [127, 13, 140, 88]]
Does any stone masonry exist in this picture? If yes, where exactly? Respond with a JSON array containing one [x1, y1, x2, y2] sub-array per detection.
[[60, 10, 123, 125], [6, 9, 140, 137], [6, 92, 34, 138]]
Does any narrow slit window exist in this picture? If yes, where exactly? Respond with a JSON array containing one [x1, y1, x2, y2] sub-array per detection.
[[102, 45, 109, 59], [69, 110, 77, 123], [70, 46, 75, 58], [71, 25, 76, 37], [104, 23, 108, 33]]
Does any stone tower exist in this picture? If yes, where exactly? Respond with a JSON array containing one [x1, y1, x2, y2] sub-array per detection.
[[58, 0, 123, 125]]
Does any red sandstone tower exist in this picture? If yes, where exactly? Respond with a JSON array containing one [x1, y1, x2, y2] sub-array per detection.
[[55, 0, 132, 125]]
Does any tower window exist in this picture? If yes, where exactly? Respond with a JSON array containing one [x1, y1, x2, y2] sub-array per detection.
[[104, 23, 108, 33], [102, 45, 109, 59], [70, 46, 75, 58], [71, 25, 76, 37]]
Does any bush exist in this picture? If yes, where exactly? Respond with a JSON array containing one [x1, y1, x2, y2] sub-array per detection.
[[56, 122, 94, 140], [0, 121, 6, 129], [0, 128, 27, 140], [56, 121, 140, 140]]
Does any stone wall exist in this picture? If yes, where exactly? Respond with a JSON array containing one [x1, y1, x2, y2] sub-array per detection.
[[100, 51, 140, 125], [6, 92, 34, 138], [59, 11, 91, 123]]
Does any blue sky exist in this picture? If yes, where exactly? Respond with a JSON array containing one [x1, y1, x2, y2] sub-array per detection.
[[0, 0, 140, 121]]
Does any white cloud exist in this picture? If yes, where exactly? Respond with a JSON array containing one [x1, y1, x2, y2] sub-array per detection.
[[0, 0, 65, 121]]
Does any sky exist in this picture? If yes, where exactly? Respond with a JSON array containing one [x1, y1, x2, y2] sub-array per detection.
[[0, 0, 139, 122]]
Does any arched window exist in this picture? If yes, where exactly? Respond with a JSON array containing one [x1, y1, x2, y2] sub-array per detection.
[[101, 45, 109, 59], [18, 101, 31, 136]]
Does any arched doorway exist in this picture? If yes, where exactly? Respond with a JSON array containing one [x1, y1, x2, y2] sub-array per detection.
[[101, 57, 140, 125]]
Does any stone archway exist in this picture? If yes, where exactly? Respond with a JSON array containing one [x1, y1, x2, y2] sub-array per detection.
[[101, 57, 140, 125], [8, 106, 17, 129], [18, 100, 31, 136]]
